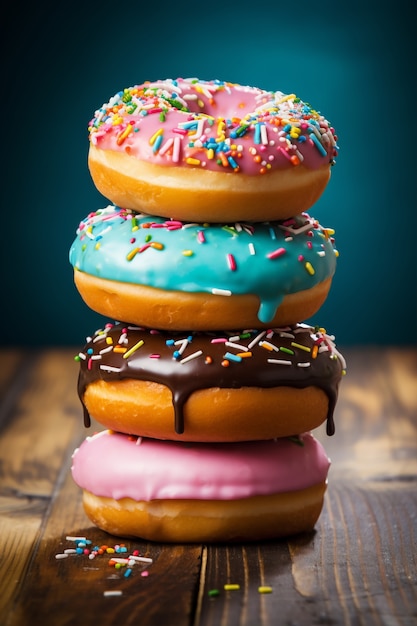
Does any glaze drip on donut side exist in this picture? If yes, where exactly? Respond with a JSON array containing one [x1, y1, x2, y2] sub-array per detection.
[[88, 78, 338, 175], [76, 323, 346, 436], [69, 206, 339, 324]]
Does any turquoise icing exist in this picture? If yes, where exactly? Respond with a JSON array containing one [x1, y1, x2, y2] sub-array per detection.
[[69, 206, 338, 323]]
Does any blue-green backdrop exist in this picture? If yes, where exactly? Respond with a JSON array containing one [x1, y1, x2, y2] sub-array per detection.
[[2, 0, 416, 347]]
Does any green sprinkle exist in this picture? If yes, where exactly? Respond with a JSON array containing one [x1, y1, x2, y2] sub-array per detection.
[[279, 347, 294, 355], [222, 226, 237, 235], [208, 589, 220, 597]]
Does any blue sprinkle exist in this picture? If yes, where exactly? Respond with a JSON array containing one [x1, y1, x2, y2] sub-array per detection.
[[224, 352, 242, 363]]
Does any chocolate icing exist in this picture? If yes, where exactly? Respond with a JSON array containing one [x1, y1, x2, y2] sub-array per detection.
[[76, 323, 346, 437]]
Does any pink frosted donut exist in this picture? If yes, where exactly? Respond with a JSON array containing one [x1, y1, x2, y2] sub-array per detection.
[[71, 430, 331, 542], [88, 78, 339, 222]]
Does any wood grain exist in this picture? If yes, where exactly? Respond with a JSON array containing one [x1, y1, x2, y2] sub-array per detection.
[[1, 347, 416, 626]]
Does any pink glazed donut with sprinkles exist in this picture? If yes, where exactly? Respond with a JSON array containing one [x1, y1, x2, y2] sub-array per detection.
[[88, 78, 339, 222]]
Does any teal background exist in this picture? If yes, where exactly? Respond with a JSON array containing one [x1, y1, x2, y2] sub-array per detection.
[[2, 0, 416, 347]]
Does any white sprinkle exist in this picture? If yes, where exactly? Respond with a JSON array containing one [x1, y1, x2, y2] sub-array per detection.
[[317, 250, 326, 257], [103, 590, 123, 597], [318, 345, 330, 353], [174, 338, 189, 355], [136, 436, 143, 446], [180, 350, 203, 364], [90, 354, 101, 361], [279, 332, 295, 339], [100, 365, 122, 373], [129, 555, 153, 563], [293, 324, 311, 332], [297, 362, 311, 368], [64, 549, 77, 554], [211, 288, 232, 296], [99, 345, 114, 354], [248, 331, 266, 349], [248, 242, 256, 255], [294, 148, 304, 162], [118, 332, 128, 345], [260, 124, 268, 145], [77, 352, 86, 360], [267, 359, 291, 365], [225, 341, 249, 352], [110, 557, 130, 564], [55, 553, 69, 560], [172, 136, 181, 163], [158, 137, 174, 156], [66, 536, 87, 541]]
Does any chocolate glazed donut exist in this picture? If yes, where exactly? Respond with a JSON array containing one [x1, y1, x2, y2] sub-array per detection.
[[76, 322, 346, 441]]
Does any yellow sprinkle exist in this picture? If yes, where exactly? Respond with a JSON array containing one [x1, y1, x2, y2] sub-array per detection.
[[116, 123, 133, 145], [182, 249, 194, 256], [334, 249, 339, 257], [197, 98, 204, 108], [126, 247, 140, 261], [291, 341, 311, 353], [323, 228, 335, 239], [106, 337, 113, 345], [150, 242, 164, 250], [305, 261, 315, 275], [123, 340, 144, 359], [311, 344, 318, 359], [224, 584, 240, 591], [276, 93, 296, 104], [185, 157, 201, 166], [113, 347, 127, 354], [149, 128, 163, 145], [207, 148, 215, 159], [258, 586, 273, 594], [94, 242, 101, 250]]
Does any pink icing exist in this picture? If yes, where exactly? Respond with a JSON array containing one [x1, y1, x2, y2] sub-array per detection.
[[71, 431, 330, 501], [89, 78, 338, 175]]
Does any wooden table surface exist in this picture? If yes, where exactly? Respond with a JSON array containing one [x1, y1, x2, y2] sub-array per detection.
[[1, 346, 416, 626]]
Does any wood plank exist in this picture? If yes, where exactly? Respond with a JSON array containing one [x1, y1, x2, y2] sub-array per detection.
[[0, 349, 86, 621], [6, 450, 203, 626], [0, 348, 203, 626], [196, 347, 417, 625], [196, 482, 417, 626]]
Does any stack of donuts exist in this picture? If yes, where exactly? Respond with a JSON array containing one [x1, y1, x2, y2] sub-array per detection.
[[70, 78, 346, 542]]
